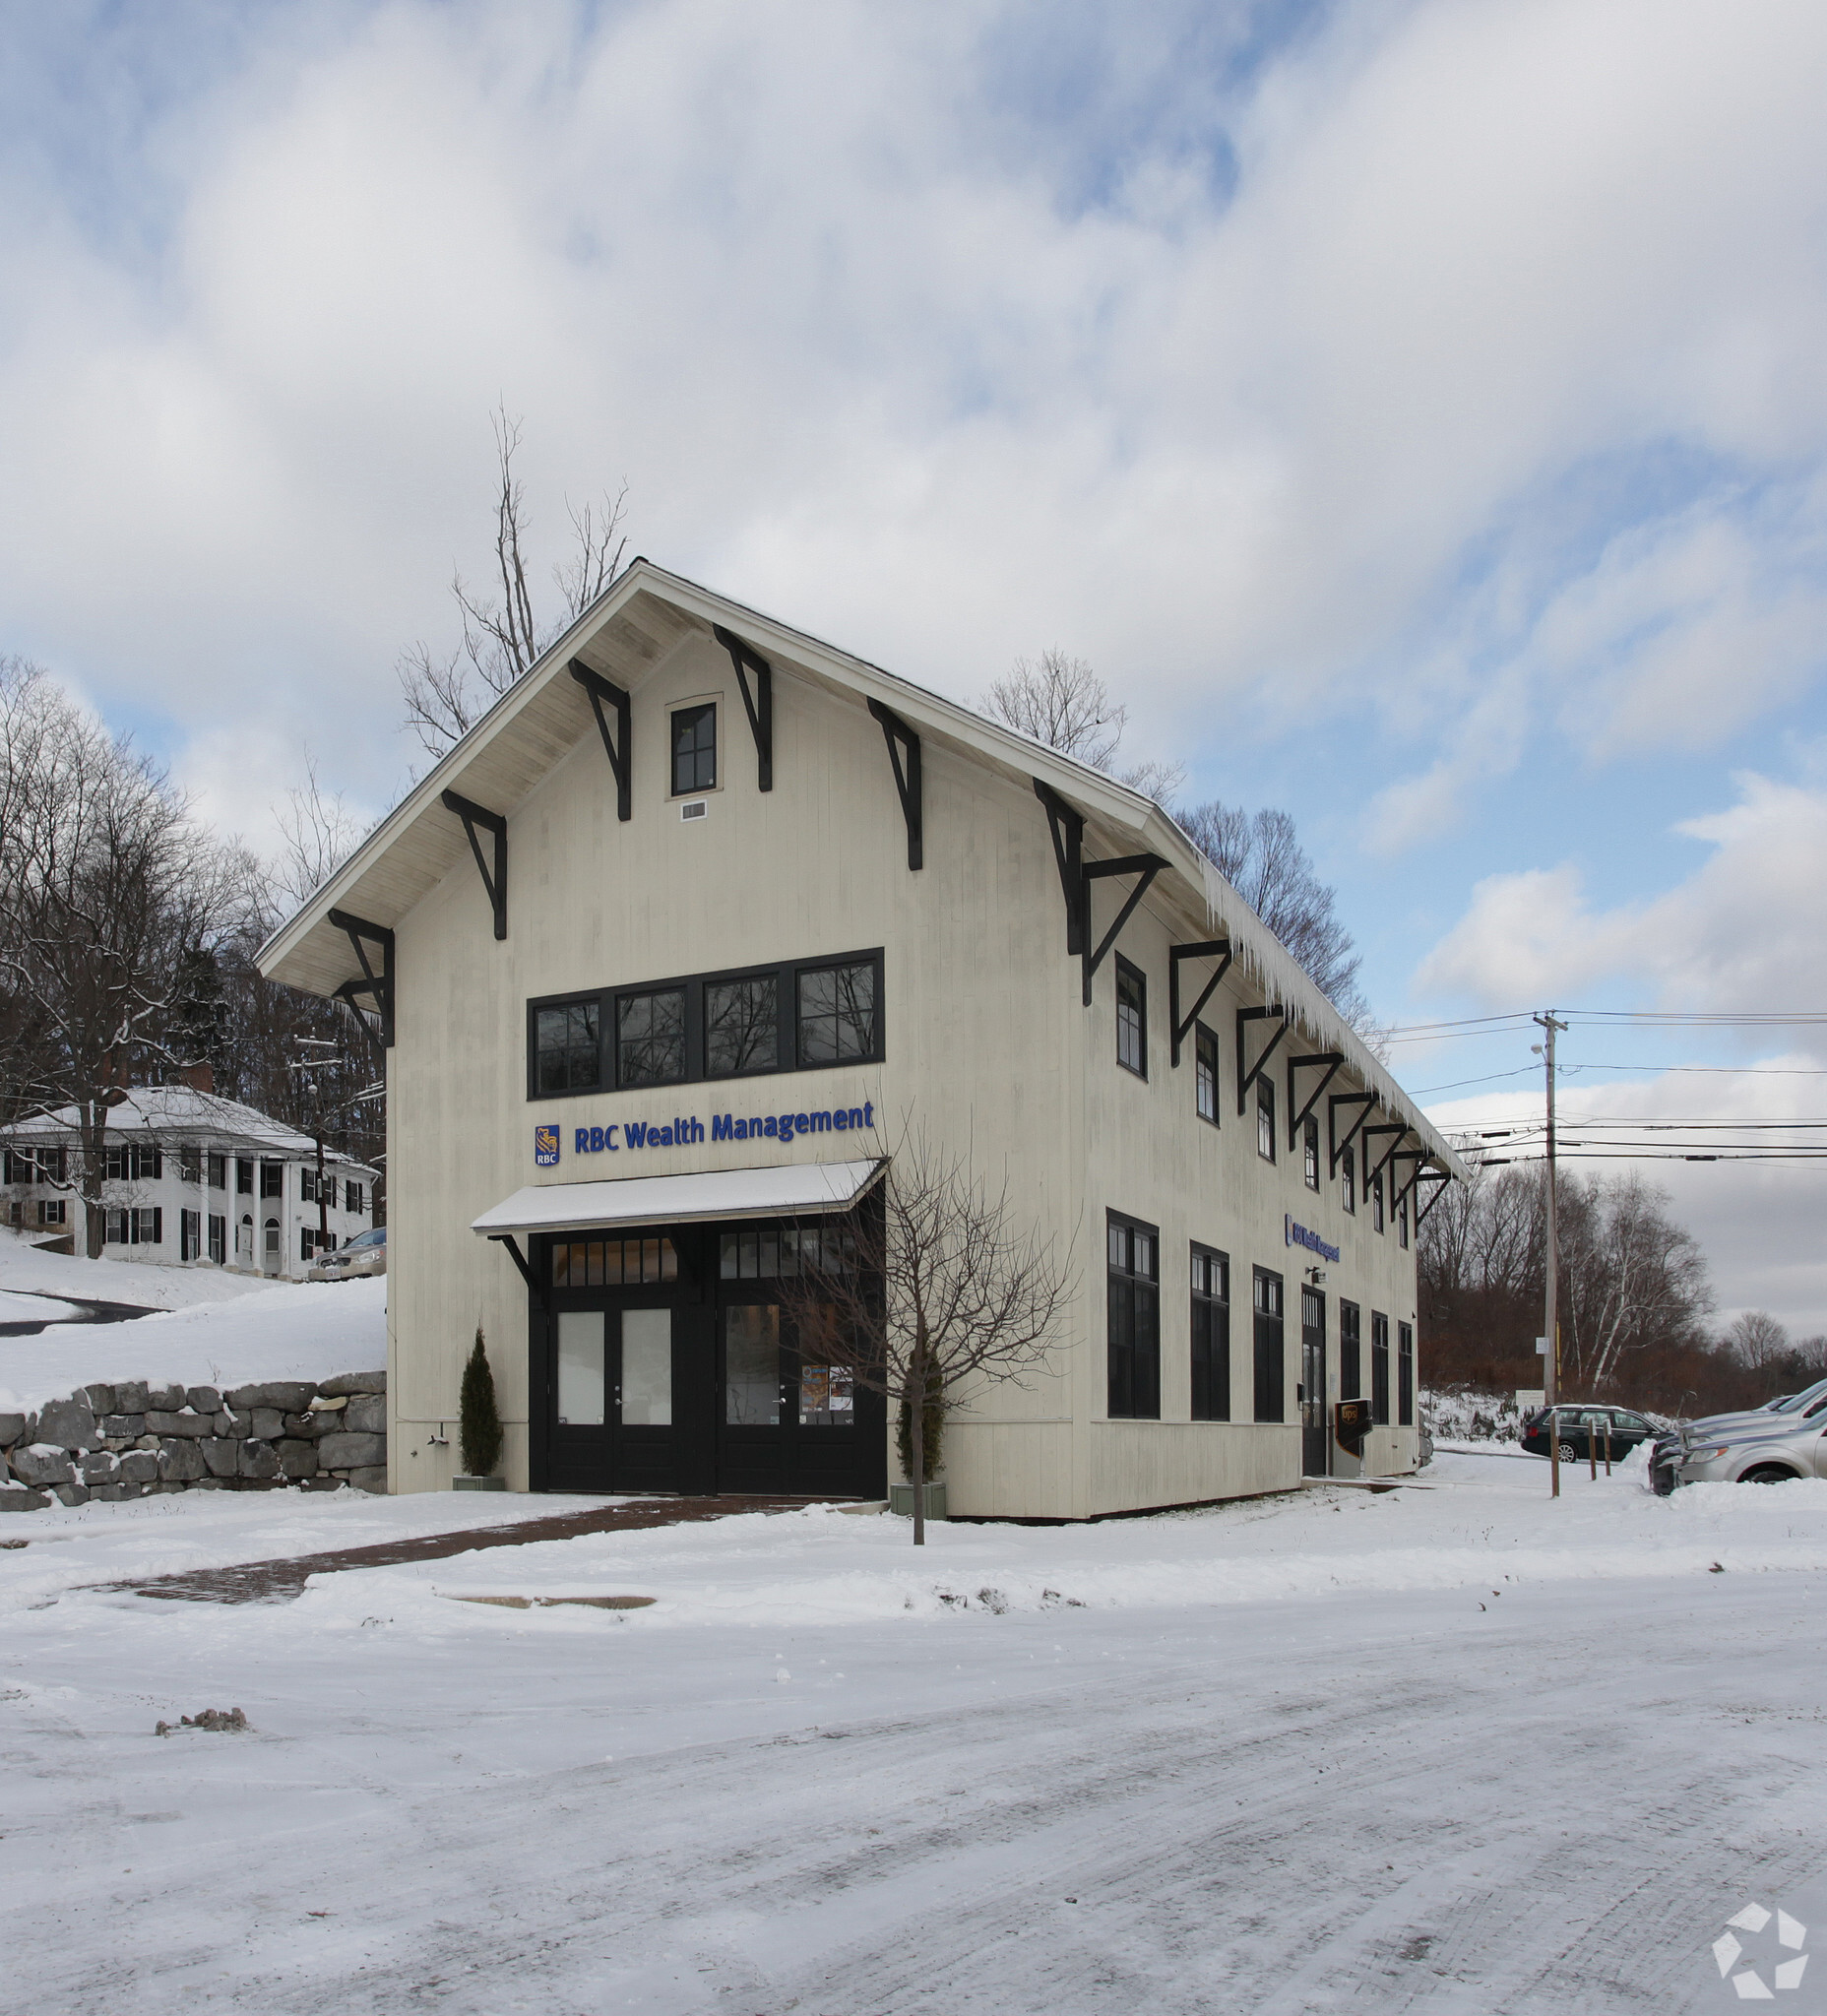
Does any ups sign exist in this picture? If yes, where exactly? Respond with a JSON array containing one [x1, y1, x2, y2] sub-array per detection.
[[1335, 1398, 1371, 1452]]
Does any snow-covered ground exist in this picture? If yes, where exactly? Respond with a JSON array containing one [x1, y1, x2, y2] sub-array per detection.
[[0, 1226, 278, 1309], [0, 1276, 385, 1410], [5, 1452, 1824, 2012]]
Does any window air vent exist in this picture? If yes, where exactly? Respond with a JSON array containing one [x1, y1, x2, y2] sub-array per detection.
[[680, 800, 709, 822]]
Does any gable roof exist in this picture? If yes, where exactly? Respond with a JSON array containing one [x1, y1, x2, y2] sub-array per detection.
[[4, 1085, 378, 1171], [258, 560, 1465, 1183]]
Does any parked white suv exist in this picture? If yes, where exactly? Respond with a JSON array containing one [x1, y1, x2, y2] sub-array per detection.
[[307, 1225, 386, 1282]]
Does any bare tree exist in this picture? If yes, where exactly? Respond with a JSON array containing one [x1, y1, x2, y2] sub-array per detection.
[[781, 1131, 1074, 1544], [400, 406, 629, 758], [983, 649, 1187, 801], [1722, 1309, 1790, 1371], [0, 661, 251, 1254], [270, 755, 369, 912], [1175, 801, 1369, 1025]]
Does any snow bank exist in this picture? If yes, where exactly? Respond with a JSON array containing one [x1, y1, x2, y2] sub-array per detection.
[[0, 1278, 385, 1411]]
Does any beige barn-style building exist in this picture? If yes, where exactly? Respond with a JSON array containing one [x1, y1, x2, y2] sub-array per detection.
[[260, 562, 1463, 1517]]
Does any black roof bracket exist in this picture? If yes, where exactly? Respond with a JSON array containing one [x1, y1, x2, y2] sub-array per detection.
[[441, 790, 508, 940], [1414, 1167, 1453, 1228], [568, 661, 631, 821], [1169, 940, 1231, 1067], [1328, 1090, 1378, 1176], [714, 625, 773, 792], [866, 699, 922, 869], [1236, 1005, 1290, 1114], [1361, 1122, 1413, 1195], [1286, 1051, 1345, 1149], [1081, 855, 1167, 1007], [326, 909, 395, 1049], [1033, 781, 1086, 955]]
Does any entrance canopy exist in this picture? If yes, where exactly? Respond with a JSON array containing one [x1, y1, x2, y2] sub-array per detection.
[[472, 1158, 885, 1238]]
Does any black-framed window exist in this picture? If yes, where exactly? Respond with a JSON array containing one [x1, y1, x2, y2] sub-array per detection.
[[529, 949, 884, 1099], [1303, 1116, 1320, 1191], [236, 1158, 253, 1194], [1371, 1170, 1385, 1233], [1256, 1075, 1276, 1162], [1341, 1144, 1356, 1214], [1115, 958, 1146, 1078], [1252, 1267, 1285, 1422], [1190, 1245, 1229, 1421], [1371, 1311, 1390, 1424], [260, 1162, 283, 1199], [671, 703, 717, 794], [617, 986, 687, 1088], [1398, 1321, 1415, 1426], [1195, 1025, 1219, 1124], [798, 959, 877, 1067], [706, 972, 780, 1078], [536, 999, 601, 1095], [1106, 1214, 1160, 1419], [1397, 1190, 1410, 1249], [1339, 1300, 1361, 1402]]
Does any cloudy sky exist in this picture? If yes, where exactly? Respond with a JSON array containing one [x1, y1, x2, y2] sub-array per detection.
[[4, 1, 1826, 1333]]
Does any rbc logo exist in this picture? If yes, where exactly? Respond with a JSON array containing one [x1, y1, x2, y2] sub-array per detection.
[[534, 1124, 560, 1167]]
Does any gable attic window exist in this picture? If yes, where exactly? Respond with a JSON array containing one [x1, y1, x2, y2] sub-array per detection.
[[671, 703, 717, 795]]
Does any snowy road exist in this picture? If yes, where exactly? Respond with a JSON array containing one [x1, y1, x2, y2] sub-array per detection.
[[4, 1459, 1825, 2013]]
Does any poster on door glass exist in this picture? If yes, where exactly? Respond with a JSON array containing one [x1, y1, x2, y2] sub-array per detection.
[[799, 1365, 853, 1427]]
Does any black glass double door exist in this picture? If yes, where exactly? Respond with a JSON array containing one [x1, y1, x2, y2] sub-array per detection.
[[543, 1294, 884, 1499]]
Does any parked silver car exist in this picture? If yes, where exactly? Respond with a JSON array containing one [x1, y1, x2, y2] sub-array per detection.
[[1652, 1378, 1827, 1491], [307, 1224, 386, 1282]]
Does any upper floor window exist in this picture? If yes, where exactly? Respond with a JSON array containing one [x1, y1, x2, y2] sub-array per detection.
[[1341, 1144, 1356, 1214], [1303, 1116, 1320, 1191], [706, 973, 779, 1077], [1115, 958, 1146, 1077], [1371, 1170, 1385, 1233], [1195, 1025, 1219, 1124], [345, 1180, 366, 1216], [1256, 1075, 1276, 1162], [260, 1162, 283, 1199], [536, 999, 601, 1095], [671, 703, 717, 795], [618, 987, 687, 1088], [236, 1158, 254, 1194], [797, 960, 877, 1067], [1397, 1189, 1410, 1249], [529, 950, 884, 1100], [208, 1153, 226, 1190]]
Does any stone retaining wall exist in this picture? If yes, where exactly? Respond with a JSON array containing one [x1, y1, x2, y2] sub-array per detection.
[[0, 1372, 386, 1510]]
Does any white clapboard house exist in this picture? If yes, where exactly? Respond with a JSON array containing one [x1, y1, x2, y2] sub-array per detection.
[[1, 1082, 378, 1278]]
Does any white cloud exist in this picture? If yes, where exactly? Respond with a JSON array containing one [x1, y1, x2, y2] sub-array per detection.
[[2, 0, 1826, 820], [1415, 771, 1827, 1014]]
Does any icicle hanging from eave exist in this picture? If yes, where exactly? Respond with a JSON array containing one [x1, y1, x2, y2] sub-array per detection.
[[1195, 855, 1468, 1182]]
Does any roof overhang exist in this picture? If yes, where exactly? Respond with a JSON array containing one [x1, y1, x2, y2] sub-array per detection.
[[472, 1158, 886, 1238], [260, 558, 1466, 1187]]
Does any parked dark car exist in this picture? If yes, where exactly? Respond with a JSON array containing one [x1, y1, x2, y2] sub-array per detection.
[[1520, 1405, 1657, 1463]]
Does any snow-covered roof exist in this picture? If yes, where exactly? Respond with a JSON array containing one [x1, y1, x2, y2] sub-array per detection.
[[3, 1086, 379, 1176], [473, 1159, 886, 1237]]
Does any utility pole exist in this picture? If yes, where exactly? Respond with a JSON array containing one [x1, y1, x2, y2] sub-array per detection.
[[1534, 1011, 1567, 1499]]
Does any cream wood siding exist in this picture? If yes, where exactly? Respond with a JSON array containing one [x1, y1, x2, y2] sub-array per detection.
[[383, 627, 1422, 1514]]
